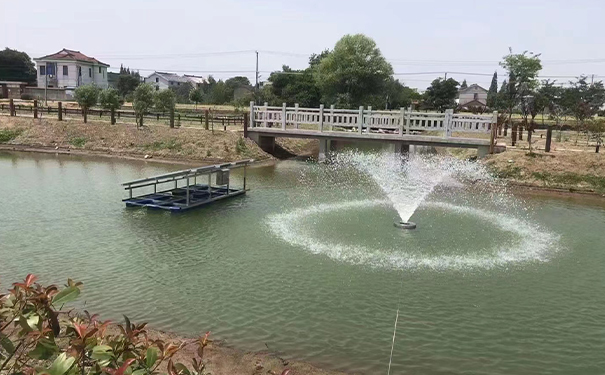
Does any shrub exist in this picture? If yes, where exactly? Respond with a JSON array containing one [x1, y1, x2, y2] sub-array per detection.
[[69, 137, 87, 147], [99, 87, 122, 111], [0, 129, 22, 143], [0, 275, 210, 375], [74, 84, 101, 123], [20, 94, 34, 100]]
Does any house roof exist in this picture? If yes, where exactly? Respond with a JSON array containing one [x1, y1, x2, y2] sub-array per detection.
[[459, 83, 488, 94], [184, 75, 206, 85], [458, 99, 488, 108], [35, 49, 109, 67], [151, 72, 191, 83]]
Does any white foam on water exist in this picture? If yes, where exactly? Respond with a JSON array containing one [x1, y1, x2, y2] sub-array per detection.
[[266, 199, 561, 271]]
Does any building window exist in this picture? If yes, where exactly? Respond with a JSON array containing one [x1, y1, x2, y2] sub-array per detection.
[[155, 86, 159, 91], [40, 66, 46, 75], [89, 68, 92, 78], [78, 67, 82, 77], [155, 77, 159, 83], [63, 66, 68, 76], [474, 93, 479, 101], [177, 82, 180, 86], [99, 67, 102, 74]]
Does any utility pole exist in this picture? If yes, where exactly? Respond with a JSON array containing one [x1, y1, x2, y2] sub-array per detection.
[[591, 74, 594, 85], [444, 72, 448, 80], [255, 51, 259, 104], [44, 63, 48, 106]]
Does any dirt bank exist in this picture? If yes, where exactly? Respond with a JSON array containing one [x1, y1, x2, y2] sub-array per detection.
[[0, 116, 321, 164], [483, 129, 605, 195]]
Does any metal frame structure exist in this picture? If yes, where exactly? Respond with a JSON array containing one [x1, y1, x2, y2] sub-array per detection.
[[122, 159, 252, 212]]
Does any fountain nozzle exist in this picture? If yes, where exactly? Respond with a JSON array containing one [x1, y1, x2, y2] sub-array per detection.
[[394, 221, 417, 229]]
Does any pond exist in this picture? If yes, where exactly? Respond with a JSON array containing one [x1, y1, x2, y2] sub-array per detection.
[[0, 151, 604, 374]]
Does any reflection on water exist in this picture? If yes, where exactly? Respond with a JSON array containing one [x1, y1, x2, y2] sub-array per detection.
[[1, 151, 604, 374]]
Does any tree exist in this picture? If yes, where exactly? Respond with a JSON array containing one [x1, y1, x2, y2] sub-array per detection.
[[117, 74, 140, 99], [209, 80, 231, 104], [384, 78, 420, 109], [154, 89, 176, 113], [423, 78, 460, 111], [74, 84, 100, 123], [315, 34, 394, 108], [500, 49, 542, 91], [563, 76, 605, 144], [0, 48, 37, 84], [268, 66, 322, 107], [500, 49, 542, 143], [460, 80, 468, 89], [487, 71, 498, 109], [170, 81, 193, 104], [98, 87, 122, 111], [189, 87, 204, 109], [133, 84, 155, 127]]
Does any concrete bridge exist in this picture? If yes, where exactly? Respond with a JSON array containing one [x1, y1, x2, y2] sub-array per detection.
[[246, 103, 500, 160]]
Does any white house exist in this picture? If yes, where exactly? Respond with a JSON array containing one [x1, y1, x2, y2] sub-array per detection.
[[34, 49, 109, 89], [184, 75, 206, 88], [458, 84, 488, 108], [145, 72, 191, 90]]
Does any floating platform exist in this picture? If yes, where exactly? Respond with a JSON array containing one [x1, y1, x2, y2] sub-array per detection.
[[122, 160, 252, 212]]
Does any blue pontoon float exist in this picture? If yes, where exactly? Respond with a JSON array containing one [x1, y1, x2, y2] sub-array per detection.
[[121, 159, 253, 212]]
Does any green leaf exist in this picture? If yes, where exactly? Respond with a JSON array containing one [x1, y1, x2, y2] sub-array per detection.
[[91, 345, 113, 364], [29, 337, 60, 360], [48, 353, 76, 375], [53, 286, 80, 306], [131, 369, 146, 375], [173, 363, 191, 375], [18, 314, 40, 332], [145, 347, 159, 369], [0, 332, 15, 354]]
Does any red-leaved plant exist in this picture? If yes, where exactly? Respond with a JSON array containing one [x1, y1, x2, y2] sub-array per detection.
[[0, 275, 210, 375]]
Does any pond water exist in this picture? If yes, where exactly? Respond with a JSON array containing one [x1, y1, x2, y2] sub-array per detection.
[[1, 151, 604, 374]]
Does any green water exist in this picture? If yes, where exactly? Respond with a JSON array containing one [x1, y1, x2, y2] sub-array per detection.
[[0, 151, 604, 374]]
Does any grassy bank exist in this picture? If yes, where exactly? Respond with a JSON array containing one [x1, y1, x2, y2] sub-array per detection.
[[0, 116, 272, 163]]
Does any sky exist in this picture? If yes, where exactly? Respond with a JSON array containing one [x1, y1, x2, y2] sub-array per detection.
[[2, 0, 605, 91]]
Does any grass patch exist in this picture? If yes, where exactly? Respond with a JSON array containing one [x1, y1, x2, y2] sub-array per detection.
[[236, 137, 247, 154], [69, 137, 87, 147], [0, 129, 22, 143], [143, 138, 182, 151], [493, 165, 523, 179], [531, 171, 605, 192]]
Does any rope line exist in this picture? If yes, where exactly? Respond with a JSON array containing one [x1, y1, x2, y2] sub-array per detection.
[[387, 275, 405, 375]]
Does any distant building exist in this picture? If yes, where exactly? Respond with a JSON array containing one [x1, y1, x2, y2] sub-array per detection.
[[184, 75, 206, 88], [33, 49, 109, 89], [458, 84, 488, 109], [145, 72, 191, 90]]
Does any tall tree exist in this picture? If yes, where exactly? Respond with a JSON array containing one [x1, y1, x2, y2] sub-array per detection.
[[268, 66, 321, 107], [423, 78, 460, 111], [460, 79, 468, 89], [315, 34, 394, 108], [487, 71, 498, 109], [0, 48, 36, 84], [563, 76, 605, 144], [499, 49, 542, 143]]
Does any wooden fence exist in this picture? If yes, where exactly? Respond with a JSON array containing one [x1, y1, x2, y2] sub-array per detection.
[[0, 100, 244, 130]]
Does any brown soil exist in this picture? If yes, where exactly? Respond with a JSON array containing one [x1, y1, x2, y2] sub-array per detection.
[[0, 116, 270, 163], [483, 129, 605, 194], [136, 326, 351, 375]]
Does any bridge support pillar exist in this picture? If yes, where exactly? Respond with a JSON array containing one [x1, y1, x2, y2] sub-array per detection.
[[318, 139, 332, 162], [248, 133, 275, 154], [389, 143, 409, 155], [477, 146, 489, 158]]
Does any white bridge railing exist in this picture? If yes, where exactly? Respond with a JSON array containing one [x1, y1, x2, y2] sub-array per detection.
[[249, 102, 497, 138]]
